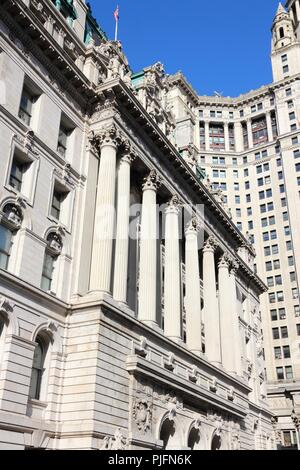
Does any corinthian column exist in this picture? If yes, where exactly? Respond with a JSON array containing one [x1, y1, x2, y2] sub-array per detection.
[[90, 125, 119, 294], [229, 261, 243, 376], [164, 196, 182, 342], [185, 218, 202, 354], [203, 236, 221, 365], [138, 170, 161, 327], [218, 254, 236, 373], [113, 147, 135, 303], [247, 119, 253, 148], [266, 112, 273, 143]]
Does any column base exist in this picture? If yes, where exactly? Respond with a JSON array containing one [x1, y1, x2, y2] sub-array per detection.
[[116, 301, 136, 318], [140, 320, 162, 333], [166, 336, 184, 346]]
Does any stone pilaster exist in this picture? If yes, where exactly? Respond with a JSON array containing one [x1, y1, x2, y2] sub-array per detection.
[[185, 218, 202, 354], [164, 196, 182, 342], [113, 147, 135, 303], [205, 122, 210, 151], [234, 122, 244, 152], [247, 119, 253, 148], [138, 170, 161, 327], [266, 111, 273, 143], [90, 125, 121, 294], [229, 261, 243, 376], [203, 236, 221, 365], [224, 122, 230, 151]]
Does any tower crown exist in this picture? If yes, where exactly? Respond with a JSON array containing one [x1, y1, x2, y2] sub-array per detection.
[[271, 2, 296, 51]]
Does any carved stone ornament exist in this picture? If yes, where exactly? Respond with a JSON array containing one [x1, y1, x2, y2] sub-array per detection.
[[2, 199, 25, 228], [89, 124, 123, 152], [100, 428, 129, 450], [132, 399, 153, 433], [232, 432, 241, 450], [209, 377, 218, 393], [46, 321, 58, 336], [164, 352, 175, 371], [134, 336, 148, 358], [203, 235, 218, 252], [46, 230, 64, 255], [218, 253, 230, 269], [142, 169, 162, 192], [292, 410, 300, 430], [0, 296, 13, 319], [185, 216, 200, 234], [227, 387, 235, 401]]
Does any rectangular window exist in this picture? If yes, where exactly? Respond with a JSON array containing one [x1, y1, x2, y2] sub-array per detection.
[[247, 207, 252, 216], [281, 54, 288, 63], [264, 246, 271, 256], [274, 347, 282, 359], [9, 158, 26, 192], [0, 225, 12, 270], [289, 112, 296, 121], [18, 86, 34, 126], [235, 195, 240, 204], [246, 194, 251, 203], [269, 292, 276, 303], [270, 230, 277, 240], [286, 88, 292, 96], [273, 328, 280, 339], [283, 346, 291, 359], [283, 65, 289, 74], [276, 367, 284, 380], [41, 253, 55, 292], [292, 137, 298, 145], [297, 324, 300, 336], [273, 259, 280, 270], [271, 309, 277, 321], [275, 275, 283, 286], [272, 244, 279, 255], [296, 163, 300, 172], [279, 308, 286, 319], [294, 305, 300, 317], [288, 256, 295, 266], [267, 277, 274, 287], [281, 326, 288, 338], [285, 366, 293, 380]]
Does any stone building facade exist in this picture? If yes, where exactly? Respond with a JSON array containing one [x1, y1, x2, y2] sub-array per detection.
[[159, 1, 300, 450], [0, 0, 274, 450]]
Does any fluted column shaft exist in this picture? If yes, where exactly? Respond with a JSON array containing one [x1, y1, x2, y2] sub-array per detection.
[[164, 197, 181, 341], [205, 122, 210, 150], [224, 123, 230, 151], [266, 112, 273, 143], [185, 219, 202, 354], [229, 263, 243, 376], [90, 132, 118, 293], [296, 0, 300, 23], [247, 119, 253, 148], [203, 237, 221, 364], [234, 122, 244, 152], [113, 152, 134, 303], [219, 255, 236, 373], [138, 171, 160, 327]]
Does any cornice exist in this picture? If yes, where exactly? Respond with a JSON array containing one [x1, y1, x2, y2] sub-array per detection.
[[0, 0, 96, 109]]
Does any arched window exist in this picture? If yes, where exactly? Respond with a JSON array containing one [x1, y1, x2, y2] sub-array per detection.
[[29, 335, 49, 401], [211, 433, 222, 450], [41, 232, 63, 293], [188, 427, 201, 450], [0, 201, 23, 271], [160, 419, 176, 450], [279, 27, 285, 39]]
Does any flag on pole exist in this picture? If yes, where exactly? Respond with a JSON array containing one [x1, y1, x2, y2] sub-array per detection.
[[114, 5, 119, 22], [114, 5, 119, 41]]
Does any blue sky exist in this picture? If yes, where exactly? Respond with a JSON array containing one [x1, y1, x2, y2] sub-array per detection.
[[89, 0, 282, 97]]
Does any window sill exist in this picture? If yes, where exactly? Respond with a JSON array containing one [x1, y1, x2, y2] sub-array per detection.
[[28, 398, 48, 409]]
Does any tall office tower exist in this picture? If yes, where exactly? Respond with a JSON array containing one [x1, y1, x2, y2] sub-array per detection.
[[0, 0, 273, 450], [164, 2, 300, 450]]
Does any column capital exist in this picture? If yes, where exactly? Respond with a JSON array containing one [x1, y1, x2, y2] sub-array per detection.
[[166, 195, 182, 215], [229, 260, 240, 275], [218, 253, 230, 269], [185, 216, 200, 235], [142, 169, 161, 192], [203, 235, 218, 252], [89, 124, 123, 152], [120, 142, 136, 165]]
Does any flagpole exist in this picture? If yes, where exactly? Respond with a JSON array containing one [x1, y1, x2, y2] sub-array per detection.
[[115, 18, 118, 41]]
